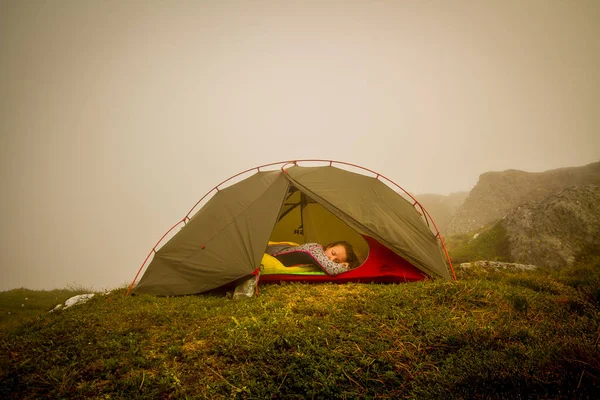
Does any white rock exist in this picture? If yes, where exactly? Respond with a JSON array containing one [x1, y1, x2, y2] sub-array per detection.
[[458, 260, 538, 271], [49, 304, 63, 313], [63, 293, 95, 309]]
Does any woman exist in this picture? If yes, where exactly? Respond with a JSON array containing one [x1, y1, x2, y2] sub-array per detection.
[[323, 241, 359, 269], [267, 240, 359, 275]]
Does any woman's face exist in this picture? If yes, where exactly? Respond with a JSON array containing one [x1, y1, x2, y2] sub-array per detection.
[[324, 244, 347, 264]]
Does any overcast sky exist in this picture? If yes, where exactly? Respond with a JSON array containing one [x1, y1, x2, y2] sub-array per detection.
[[1, 0, 599, 291]]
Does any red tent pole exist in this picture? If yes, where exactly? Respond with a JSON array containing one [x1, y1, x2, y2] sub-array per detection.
[[284, 160, 457, 280], [127, 159, 457, 295], [126, 218, 186, 296], [368, 172, 457, 281]]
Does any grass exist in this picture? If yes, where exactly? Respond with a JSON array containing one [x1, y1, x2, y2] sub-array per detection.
[[0, 287, 92, 332], [446, 222, 512, 264], [1, 264, 599, 399]]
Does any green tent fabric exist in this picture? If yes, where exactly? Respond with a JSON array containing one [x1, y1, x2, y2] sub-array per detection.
[[284, 167, 450, 280], [133, 171, 290, 296], [132, 165, 450, 296]]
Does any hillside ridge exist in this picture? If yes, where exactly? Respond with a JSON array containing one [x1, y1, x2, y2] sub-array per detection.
[[414, 191, 469, 233], [447, 161, 600, 234]]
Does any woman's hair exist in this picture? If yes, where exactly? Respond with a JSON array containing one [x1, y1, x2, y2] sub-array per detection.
[[324, 241, 359, 269]]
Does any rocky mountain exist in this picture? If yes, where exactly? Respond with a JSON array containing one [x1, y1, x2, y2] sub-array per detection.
[[415, 192, 469, 234], [447, 184, 600, 269], [447, 161, 600, 235], [501, 185, 600, 269]]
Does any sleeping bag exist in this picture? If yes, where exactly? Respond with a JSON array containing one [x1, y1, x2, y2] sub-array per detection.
[[266, 242, 350, 275]]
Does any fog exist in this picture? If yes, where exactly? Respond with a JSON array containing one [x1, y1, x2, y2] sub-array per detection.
[[1, 0, 599, 291]]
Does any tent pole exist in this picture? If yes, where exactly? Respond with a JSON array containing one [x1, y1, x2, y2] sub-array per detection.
[[128, 159, 457, 294]]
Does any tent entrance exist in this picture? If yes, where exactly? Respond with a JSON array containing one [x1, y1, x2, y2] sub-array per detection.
[[269, 186, 369, 263]]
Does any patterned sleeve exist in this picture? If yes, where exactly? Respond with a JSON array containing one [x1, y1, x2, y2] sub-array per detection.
[[276, 243, 349, 275]]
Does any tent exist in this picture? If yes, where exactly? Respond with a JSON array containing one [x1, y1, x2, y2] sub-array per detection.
[[128, 161, 455, 296]]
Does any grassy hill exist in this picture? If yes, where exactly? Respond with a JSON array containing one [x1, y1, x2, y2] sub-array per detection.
[[0, 287, 92, 332], [445, 222, 512, 265], [2, 264, 599, 399]]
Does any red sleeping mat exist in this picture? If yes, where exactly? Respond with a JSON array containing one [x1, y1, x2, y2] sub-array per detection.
[[259, 236, 428, 284]]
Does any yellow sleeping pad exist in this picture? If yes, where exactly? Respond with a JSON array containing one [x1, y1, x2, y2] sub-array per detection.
[[260, 253, 324, 275]]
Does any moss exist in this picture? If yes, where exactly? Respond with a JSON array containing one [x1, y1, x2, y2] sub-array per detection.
[[2, 268, 599, 399], [448, 222, 512, 264]]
